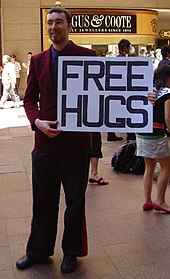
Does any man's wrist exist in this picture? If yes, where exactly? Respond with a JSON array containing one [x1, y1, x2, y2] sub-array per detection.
[[34, 118, 40, 128]]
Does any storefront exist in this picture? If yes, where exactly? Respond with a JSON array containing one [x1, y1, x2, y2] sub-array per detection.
[[157, 30, 170, 48], [0, 2, 160, 99], [42, 8, 158, 56]]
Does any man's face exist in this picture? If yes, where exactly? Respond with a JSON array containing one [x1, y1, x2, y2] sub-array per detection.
[[10, 57, 15, 63], [124, 46, 131, 55], [46, 12, 72, 45], [27, 54, 32, 60]]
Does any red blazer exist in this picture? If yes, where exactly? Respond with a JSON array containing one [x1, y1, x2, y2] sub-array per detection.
[[24, 41, 96, 152]]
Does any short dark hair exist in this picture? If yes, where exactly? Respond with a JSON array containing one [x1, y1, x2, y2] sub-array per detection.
[[27, 52, 32, 55], [10, 54, 16, 58], [154, 64, 170, 90], [160, 45, 170, 58], [118, 39, 131, 52], [47, 7, 71, 24]]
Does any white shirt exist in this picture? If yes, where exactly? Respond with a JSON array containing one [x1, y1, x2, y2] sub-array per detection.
[[2, 61, 16, 85]]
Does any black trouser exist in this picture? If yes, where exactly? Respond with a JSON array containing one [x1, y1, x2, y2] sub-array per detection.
[[90, 132, 103, 158], [26, 149, 90, 259]]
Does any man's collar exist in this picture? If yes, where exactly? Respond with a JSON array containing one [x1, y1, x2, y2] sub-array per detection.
[[51, 41, 72, 55]]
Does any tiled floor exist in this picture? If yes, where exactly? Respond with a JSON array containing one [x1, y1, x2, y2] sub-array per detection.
[[0, 103, 170, 279]]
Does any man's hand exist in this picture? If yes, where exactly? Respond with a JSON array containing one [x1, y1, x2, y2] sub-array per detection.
[[35, 119, 62, 138], [147, 88, 157, 105]]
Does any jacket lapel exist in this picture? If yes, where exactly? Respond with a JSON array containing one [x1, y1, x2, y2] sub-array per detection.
[[43, 47, 55, 92]]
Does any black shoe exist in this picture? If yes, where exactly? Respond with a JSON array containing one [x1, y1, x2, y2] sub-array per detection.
[[16, 255, 47, 270], [61, 255, 77, 273], [107, 136, 123, 141]]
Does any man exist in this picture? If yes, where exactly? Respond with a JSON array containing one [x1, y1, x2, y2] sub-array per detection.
[[158, 45, 170, 137], [153, 48, 162, 71], [117, 39, 136, 141], [0, 55, 19, 109], [10, 54, 21, 100], [16, 7, 95, 273], [22, 51, 32, 76], [117, 38, 131, 57], [158, 45, 170, 67], [107, 39, 136, 141]]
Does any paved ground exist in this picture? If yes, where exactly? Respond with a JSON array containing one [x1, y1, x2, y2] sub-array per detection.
[[0, 102, 170, 279]]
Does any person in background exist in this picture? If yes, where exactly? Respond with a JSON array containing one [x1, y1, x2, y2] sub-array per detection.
[[22, 51, 32, 76], [158, 45, 170, 67], [107, 39, 135, 141], [136, 64, 170, 213], [88, 56, 109, 185], [16, 6, 96, 274], [0, 65, 3, 98], [153, 48, 162, 71], [117, 39, 131, 57], [0, 55, 19, 109], [157, 46, 170, 137], [89, 132, 109, 185], [139, 49, 147, 57], [10, 54, 21, 100]]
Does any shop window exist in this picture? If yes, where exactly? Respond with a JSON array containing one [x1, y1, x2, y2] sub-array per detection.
[[92, 45, 108, 56], [157, 39, 170, 48]]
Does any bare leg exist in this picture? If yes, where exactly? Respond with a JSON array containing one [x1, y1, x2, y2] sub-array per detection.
[[155, 157, 170, 210], [89, 157, 99, 180], [89, 157, 109, 185], [143, 157, 156, 204]]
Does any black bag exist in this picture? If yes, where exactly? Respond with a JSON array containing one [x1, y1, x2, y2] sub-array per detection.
[[129, 156, 145, 174], [111, 140, 136, 173]]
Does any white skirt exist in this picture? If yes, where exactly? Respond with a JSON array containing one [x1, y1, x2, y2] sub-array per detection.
[[136, 136, 170, 158]]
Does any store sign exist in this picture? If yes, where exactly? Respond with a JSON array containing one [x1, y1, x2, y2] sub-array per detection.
[[159, 30, 170, 38], [71, 14, 136, 33], [57, 56, 153, 133]]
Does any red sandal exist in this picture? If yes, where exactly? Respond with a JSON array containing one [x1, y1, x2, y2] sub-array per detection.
[[153, 203, 170, 214], [143, 203, 154, 211], [89, 177, 109, 185]]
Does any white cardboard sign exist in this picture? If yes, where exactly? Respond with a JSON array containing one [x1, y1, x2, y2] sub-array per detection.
[[57, 56, 153, 132]]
